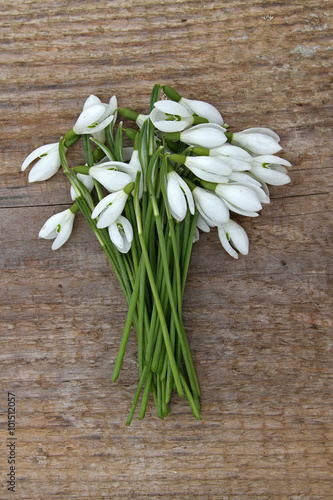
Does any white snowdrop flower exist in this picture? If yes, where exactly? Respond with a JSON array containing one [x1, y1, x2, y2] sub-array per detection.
[[180, 123, 227, 149], [128, 149, 143, 198], [108, 215, 133, 253], [193, 214, 211, 243], [231, 127, 282, 155], [150, 100, 193, 132], [209, 143, 253, 171], [227, 172, 270, 204], [73, 94, 117, 141], [21, 142, 61, 182], [39, 208, 75, 250], [192, 186, 229, 227], [196, 214, 211, 233], [89, 162, 134, 192], [180, 97, 223, 125], [70, 172, 95, 200], [136, 114, 149, 128], [167, 171, 195, 221], [91, 189, 130, 228], [215, 183, 262, 217], [171, 154, 231, 183], [250, 155, 291, 185], [218, 220, 249, 259], [128, 150, 141, 170]]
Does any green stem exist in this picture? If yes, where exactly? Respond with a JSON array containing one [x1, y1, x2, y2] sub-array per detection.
[[111, 256, 144, 382], [134, 177, 184, 398]]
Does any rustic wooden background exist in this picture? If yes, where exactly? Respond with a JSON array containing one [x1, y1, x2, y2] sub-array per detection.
[[1, 0, 332, 498]]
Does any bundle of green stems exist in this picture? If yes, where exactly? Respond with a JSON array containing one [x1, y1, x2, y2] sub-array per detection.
[[59, 86, 201, 424]]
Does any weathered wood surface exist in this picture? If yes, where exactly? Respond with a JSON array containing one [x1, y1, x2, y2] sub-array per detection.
[[1, 0, 332, 498]]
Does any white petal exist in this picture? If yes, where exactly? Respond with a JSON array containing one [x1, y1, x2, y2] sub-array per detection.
[[108, 161, 139, 177], [167, 177, 188, 221], [154, 119, 190, 132], [21, 142, 59, 171], [232, 132, 282, 155], [92, 192, 128, 228], [89, 114, 115, 134], [181, 124, 227, 148], [227, 174, 270, 203], [28, 149, 61, 182], [118, 215, 133, 243], [91, 129, 106, 143], [251, 155, 291, 168], [186, 156, 231, 176], [180, 97, 223, 125], [187, 166, 229, 183], [216, 184, 262, 212], [176, 175, 195, 215], [228, 172, 262, 187], [109, 95, 118, 114], [39, 210, 66, 238], [218, 220, 249, 258], [238, 127, 280, 142], [89, 167, 132, 192], [218, 157, 252, 172], [251, 166, 291, 186], [196, 214, 210, 232], [96, 196, 127, 228], [91, 192, 118, 219], [210, 144, 253, 161], [193, 187, 229, 226], [109, 221, 124, 250], [70, 173, 94, 200], [136, 114, 149, 128], [154, 100, 192, 118], [221, 199, 259, 217], [223, 220, 249, 255], [52, 214, 75, 250], [150, 108, 191, 132], [73, 104, 106, 134], [39, 209, 74, 249], [217, 228, 239, 259], [83, 94, 102, 110]]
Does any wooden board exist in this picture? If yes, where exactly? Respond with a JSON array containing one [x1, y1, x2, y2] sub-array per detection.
[[1, 1, 332, 498]]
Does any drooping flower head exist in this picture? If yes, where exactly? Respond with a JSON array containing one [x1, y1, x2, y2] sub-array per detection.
[[39, 208, 76, 250], [250, 155, 291, 185], [73, 94, 117, 141], [192, 186, 229, 227], [218, 220, 249, 259], [108, 215, 133, 254], [150, 100, 194, 132], [21, 142, 62, 182], [89, 161, 136, 193], [91, 188, 132, 228], [166, 171, 195, 221], [70, 172, 95, 201], [230, 127, 282, 155], [180, 96, 223, 126]]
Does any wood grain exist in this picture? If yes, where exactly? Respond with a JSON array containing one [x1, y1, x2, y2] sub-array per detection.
[[1, 0, 332, 498]]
